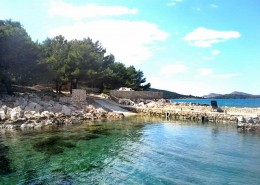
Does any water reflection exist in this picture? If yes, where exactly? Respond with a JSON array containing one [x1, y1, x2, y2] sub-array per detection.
[[0, 139, 13, 175]]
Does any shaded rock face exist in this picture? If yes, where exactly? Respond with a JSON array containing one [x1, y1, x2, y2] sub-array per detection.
[[61, 105, 71, 116], [25, 102, 43, 113]]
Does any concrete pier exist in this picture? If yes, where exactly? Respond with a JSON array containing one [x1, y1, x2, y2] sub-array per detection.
[[123, 105, 260, 132]]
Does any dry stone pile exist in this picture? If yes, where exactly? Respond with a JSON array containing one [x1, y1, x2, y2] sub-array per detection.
[[0, 91, 124, 130]]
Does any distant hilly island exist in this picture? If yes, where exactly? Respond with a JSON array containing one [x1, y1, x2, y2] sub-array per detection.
[[203, 91, 260, 99], [148, 88, 260, 99]]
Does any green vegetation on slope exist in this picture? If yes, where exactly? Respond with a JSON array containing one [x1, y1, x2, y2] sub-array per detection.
[[214, 94, 260, 99], [204, 91, 260, 99]]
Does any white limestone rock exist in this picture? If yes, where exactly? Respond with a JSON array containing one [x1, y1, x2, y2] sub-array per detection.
[[237, 116, 246, 123], [0, 106, 7, 120], [10, 106, 24, 121]]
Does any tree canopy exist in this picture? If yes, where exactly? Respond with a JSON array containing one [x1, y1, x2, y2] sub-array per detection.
[[0, 20, 150, 94], [0, 20, 40, 94]]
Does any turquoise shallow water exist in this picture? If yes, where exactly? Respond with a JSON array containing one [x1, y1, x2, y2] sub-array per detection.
[[0, 117, 260, 184], [172, 98, 260, 108]]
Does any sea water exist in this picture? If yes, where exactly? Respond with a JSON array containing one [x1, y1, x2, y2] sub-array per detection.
[[172, 98, 260, 108], [0, 117, 260, 184]]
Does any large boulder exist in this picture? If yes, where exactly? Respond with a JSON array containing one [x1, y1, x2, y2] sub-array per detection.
[[40, 111, 53, 119], [237, 116, 246, 123], [137, 102, 145, 107], [247, 117, 254, 124], [50, 103, 63, 113], [118, 99, 135, 106], [84, 105, 96, 113], [146, 101, 158, 108], [95, 108, 107, 114], [9, 106, 24, 121], [0, 106, 7, 120], [13, 97, 28, 109], [23, 111, 37, 119], [61, 105, 71, 116], [253, 117, 260, 124], [24, 102, 44, 113], [100, 93, 111, 99]]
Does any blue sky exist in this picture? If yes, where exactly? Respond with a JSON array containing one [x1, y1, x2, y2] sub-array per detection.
[[1, 0, 260, 96]]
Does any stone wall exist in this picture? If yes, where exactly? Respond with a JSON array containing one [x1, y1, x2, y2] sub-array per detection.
[[59, 89, 86, 103], [224, 107, 260, 116], [125, 106, 236, 123], [110, 90, 163, 100], [164, 105, 260, 116], [71, 89, 86, 102]]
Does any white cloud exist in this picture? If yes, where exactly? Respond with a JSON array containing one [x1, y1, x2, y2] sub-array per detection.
[[198, 68, 213, 76], [48, 20, 169, 65], [48, 1, 138, 20], [211, 50, 220, 55], [148, 76, 214, 96], [182, 27, 240, 47], [212, 73, 240, 78], [159, 64, 188, 75], [167, 0, 182, 6], [210, 4, 219, 8]]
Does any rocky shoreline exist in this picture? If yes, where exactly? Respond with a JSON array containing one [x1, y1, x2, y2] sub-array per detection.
[[0, 92, 124, 130], [116, 98, 260, 132], [1, 91, 260, 132]]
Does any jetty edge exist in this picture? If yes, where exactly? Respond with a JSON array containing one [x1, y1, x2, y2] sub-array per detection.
[[112, 97, 260, 132]]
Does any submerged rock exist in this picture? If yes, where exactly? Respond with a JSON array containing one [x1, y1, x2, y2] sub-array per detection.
[[33, 136, 76, 155], [0, 144, 13, 175]]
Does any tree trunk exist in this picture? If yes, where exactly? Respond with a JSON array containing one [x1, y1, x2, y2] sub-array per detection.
[[1, 75, 14, 95], [55, 82, 59, 94], [70, 79, 78, 94], [58, 84, 62, 94], [70, 82, 73, 94]]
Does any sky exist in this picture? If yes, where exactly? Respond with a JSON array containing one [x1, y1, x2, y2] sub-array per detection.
[[1, 0, 260, 96]]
